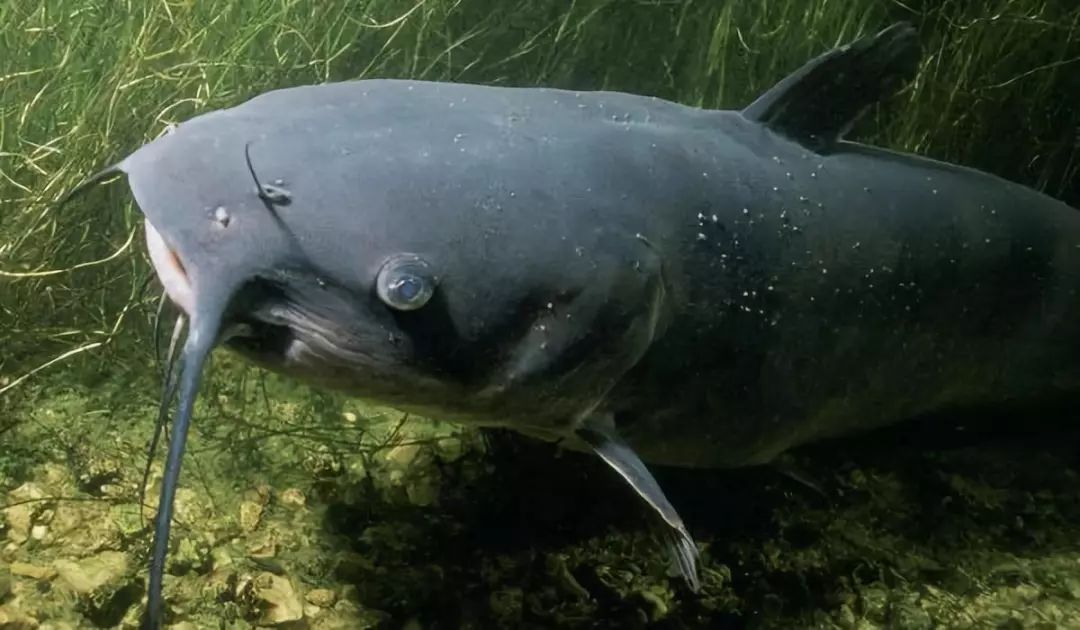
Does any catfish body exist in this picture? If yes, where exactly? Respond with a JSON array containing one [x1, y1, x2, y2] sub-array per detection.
[[65, 23, 1080, 627], [606, 129, 1080, 468], [163, 77, 1080, 469]]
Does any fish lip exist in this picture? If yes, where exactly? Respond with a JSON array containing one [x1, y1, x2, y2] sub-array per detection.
[[144, 218, 194, 316]]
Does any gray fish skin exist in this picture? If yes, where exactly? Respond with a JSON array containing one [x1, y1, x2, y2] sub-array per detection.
[[122, 78, 1080, 467], [610, 135, 1080, 468]]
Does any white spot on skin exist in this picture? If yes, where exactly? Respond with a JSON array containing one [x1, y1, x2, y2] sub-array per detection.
[[214, 206, 230, 227]]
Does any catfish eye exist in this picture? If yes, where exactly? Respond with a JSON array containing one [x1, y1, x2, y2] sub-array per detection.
[[376, 254, 437, 311]]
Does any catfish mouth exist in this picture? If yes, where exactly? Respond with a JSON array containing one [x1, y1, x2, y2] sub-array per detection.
[[142, 212, 482, 414], [144, 218, 194, 315], [142, 214, 370, 378]]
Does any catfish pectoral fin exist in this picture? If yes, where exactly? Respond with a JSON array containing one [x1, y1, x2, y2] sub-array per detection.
[[666, 527, 702, 592], [576, 415, 701, 592]]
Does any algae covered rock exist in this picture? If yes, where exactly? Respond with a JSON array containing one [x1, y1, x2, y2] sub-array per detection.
[[0, 605, 39, 630], [305, 588, 337, 608], [52, 551, 128, 595], [9, 562, 55, 582], [245, 571, 304, 626], [52, 550, 141, 627], [2, 483, 47, 545]]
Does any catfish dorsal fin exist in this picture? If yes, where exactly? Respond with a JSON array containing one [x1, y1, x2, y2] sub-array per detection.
[[741, 22, 921, 153]]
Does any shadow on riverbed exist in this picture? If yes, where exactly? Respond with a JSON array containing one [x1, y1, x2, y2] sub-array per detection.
[[317, 407, 1080, 628]]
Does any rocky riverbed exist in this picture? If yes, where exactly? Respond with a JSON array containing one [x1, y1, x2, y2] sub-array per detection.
[[3, 360, 1080, 628]]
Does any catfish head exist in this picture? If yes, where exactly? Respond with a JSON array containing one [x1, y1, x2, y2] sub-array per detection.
[[127, 79, 673, 436], [73, 79, 677, 627]]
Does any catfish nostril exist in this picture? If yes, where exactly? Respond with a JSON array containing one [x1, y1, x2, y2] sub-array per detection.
[[258, 183, 292, 205]]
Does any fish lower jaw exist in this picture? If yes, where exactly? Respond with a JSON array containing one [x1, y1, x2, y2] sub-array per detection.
[[144, 218, 194, 315]]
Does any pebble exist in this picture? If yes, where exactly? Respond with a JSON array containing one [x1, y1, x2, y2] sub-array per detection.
[[2, 483, 46, 544], [306, 588, 337, 607], [9, 562, 56, 581], [279, 488, 306, 507], [251, 572, 304, 626], [52, 551, 129, 595], [0, 605, 39, 630], [383, 444, 421, 469], [240, 500, 264, 532], [247, 536, 278, 559]]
